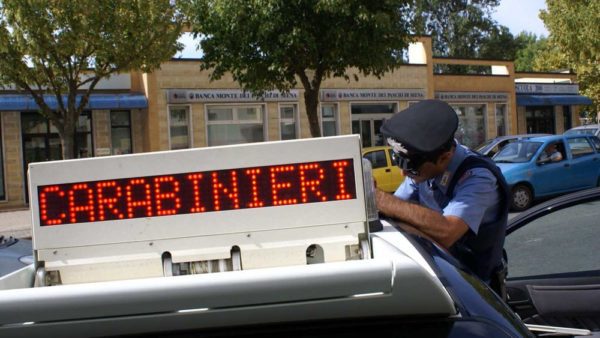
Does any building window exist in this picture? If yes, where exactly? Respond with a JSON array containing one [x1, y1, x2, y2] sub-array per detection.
[[110, 111, 132, 155], [0, 120, 5, 201], [21, 112, 92, 202], [495, 104, 507, 137], [351, 104, 395, 114], [320, 104, 338, 137], [169, 106, 192, 150], [75, 111, 93, 158], [206, 105, 265, 146], [451, 104, 486, 149], [21, 112, 92, 161], [279, 104, 298, 140]]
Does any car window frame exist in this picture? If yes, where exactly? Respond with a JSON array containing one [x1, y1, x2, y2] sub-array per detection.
[[588, 136, 600, 152], [506, 188, 600, 279], [566, 137, 595, 159], [363, 149, 388, 169]]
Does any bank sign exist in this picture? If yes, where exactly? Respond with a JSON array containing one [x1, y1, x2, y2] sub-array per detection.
[[167, 89, 299, 103], [321, 89, 425, 101], [515, 83, 579, 95], [435, 92, 508, 102]]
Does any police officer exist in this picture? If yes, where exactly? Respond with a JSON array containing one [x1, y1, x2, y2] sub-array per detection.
[[375, 100, 509, 296]]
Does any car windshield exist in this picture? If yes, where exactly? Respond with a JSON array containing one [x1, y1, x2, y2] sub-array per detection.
[[492, 141, 542, 163], [565, 128, 598, 136]]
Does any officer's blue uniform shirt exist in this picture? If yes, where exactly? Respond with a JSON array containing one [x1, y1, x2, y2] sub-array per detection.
[[394, 141, 501, 235]]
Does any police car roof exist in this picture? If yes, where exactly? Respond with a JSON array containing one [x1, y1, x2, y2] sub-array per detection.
[[0, 224, 455, 336]]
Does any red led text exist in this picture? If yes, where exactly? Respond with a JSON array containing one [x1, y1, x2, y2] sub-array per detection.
[[38, 159, 356, 226]]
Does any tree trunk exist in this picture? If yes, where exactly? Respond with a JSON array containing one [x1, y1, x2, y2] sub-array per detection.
[[304, 88, 321, 137], [59, 127, 76, 160]]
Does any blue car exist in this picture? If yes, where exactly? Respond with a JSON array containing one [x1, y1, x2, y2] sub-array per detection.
[[493, 134, 600, 211]]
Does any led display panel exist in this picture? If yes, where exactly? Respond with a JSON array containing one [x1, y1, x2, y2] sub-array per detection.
[[38, 159, 356, 226], [29, 135, 366, 252]]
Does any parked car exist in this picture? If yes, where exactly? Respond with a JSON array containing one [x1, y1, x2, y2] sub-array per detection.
[[4, 190, 600, 337], [492, 134, 600, 211], [475, 134, 550, 157], [564, 124, 600, 137], [3, 133, 598, 337], [362, 146, 405, 193]]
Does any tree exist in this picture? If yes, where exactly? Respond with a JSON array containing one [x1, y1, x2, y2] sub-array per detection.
[[479, 26, 524, 61], [512, 32, 548, 72], [412, 0, 500, 58], [0, 0, 183, 159], [539, 0, 600, 112], [181, 0, 414, 137]]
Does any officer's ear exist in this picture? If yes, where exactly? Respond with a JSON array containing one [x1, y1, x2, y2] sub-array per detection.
[[435, 149, 453, 165]]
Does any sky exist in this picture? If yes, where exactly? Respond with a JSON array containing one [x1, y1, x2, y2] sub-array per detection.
[[492, 0, 549, 37], [175, 0, 550, 58]]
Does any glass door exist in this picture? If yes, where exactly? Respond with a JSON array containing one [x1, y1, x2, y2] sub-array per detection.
[[526, 106, 555, 134], [351, 104, 395, 148], [352, 116, 389, 148]]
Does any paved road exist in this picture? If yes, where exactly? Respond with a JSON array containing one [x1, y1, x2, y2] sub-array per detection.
[[0, 209, 32, 239]]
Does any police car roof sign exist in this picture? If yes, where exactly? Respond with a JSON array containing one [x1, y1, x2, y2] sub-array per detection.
[[28, 135, 367, 284]]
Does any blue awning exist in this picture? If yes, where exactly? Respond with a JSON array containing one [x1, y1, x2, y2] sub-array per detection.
[[517, 94, 593, 106], [0, 93, 148, 111]]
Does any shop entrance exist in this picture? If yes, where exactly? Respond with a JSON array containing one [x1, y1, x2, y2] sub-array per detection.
[[526, 106, 555, 134], [351, 103, 396, 148]]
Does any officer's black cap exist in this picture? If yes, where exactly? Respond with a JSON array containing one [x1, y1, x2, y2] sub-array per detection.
[[380, 99, 458, 154]]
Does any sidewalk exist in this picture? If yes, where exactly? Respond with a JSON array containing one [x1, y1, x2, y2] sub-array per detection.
[[0, 208, 32, 239]]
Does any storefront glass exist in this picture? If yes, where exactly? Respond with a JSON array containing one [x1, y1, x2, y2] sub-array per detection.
[[111, 111, 132, 155], [207, 105, 265, 146], [563, 105, 572, 131], [0, 121, 5, 201], [21, 111, 92, 201], [451, 104, 486, 149], [321, 104, 338, 137], [279, 104, 297, 140], [169, 106, 191, 150], [526, 106, 555, 134], [21, 112, 92, 161], [495, 104, 507, 137], [351, 103, 395, 147]]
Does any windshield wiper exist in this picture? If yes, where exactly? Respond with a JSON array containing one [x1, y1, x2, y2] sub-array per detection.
[[494, 160, 514, 163]]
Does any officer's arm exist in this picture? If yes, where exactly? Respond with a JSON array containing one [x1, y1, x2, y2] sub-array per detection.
[[375, 189, 468, 249]]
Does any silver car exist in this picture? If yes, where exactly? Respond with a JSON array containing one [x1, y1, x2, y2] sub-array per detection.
[[565, 124, 600, 137], [475, 134, 550, 157]]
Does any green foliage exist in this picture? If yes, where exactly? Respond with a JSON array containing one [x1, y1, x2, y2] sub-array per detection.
[[181, 0, 414, 137], [479, 26, 522, 60], [513, 32, 549, 72], [539, 0, 600, 112], [413, 0, 501, 58], [0, 0, 183, 158]]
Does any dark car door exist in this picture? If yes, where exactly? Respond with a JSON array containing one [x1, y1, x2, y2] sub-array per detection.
[[504, 188, 600, 332]]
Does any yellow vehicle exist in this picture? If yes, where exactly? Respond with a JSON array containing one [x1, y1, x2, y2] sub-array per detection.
[[362, 146, 405, 193]]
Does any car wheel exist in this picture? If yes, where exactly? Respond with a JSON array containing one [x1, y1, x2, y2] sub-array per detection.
[[511, 184, 533, 211]]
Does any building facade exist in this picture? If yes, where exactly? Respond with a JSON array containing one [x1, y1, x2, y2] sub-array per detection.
[[0, 37, 592, 209]]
